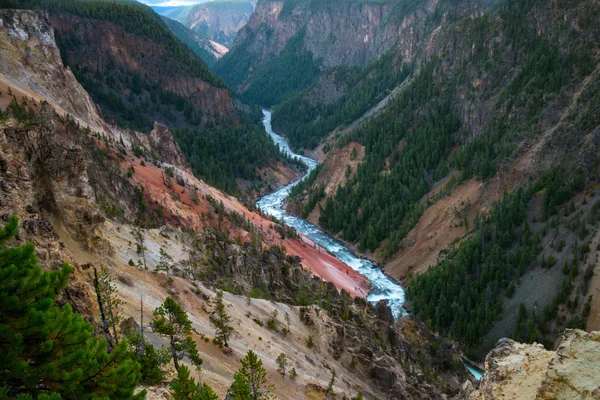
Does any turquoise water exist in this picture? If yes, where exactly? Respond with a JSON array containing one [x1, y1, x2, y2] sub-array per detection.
[[256, 110, 406, 319]]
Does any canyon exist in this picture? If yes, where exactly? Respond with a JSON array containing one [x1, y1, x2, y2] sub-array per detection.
[[1, 0, 600, 399], [0, 7, 463, 399], [221, 0, 600, 361]]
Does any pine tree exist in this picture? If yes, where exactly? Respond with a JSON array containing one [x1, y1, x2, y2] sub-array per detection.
[[326, 368, 336, 394], [152, 296, 203, 371], [210, 290, 234, 347], [283, 312, 291, 337], [157, 247, 173, 275], [229, 350, 274, 400], [170, 365, 218, 400], [266, 309, 279, 331], [134, 228, 147, 270], [276, 353, 287, 378], [0, 216, 144, 399], [125, 330, 170, 385], [95, 265, 122, 350]]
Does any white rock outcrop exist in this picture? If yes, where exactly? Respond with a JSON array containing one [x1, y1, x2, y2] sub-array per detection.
[[469, 330, 600, 400]]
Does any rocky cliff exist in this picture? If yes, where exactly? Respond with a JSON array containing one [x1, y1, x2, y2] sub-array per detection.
[[215, 0, 481, 118], [0, 10, 107, 133], [0, 8, 475, 398], [466, 330, 600, 399], [50, 12, 237, 128], [222, 0, 477, 76], [278, 0, 600, 358], [181, 0, 254, 47]]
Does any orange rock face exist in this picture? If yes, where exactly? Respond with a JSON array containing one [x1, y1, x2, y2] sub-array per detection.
[[121, 146, 371, 298]]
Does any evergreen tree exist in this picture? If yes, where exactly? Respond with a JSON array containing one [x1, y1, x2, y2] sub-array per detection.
[[283, 312, 291, 337], [0, 216, 144, 399], [157, 247, 173, 275], [210, 290, 234, 347], [229, 350, 274, 400], [152, 296, 203, 371], [326, 368, 336, 394], [94, 265, 122, 351], [275, 353, 287, 378], [134, 228, 147, 270], [170, 365, 217, 400], [125, 330, 170, 385]]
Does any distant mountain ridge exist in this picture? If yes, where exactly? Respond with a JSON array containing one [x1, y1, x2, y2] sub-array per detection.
[[161, 15, 228, 67], [153, 0, 256, 47]]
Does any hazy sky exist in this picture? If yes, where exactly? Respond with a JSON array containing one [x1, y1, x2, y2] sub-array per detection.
[[140, 0, 207, 7]]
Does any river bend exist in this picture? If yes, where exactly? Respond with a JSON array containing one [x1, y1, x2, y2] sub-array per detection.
[[256, 110, 406, 319]]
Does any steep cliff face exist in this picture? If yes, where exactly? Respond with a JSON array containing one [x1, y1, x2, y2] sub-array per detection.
[[146, 122, 192, 174], [216, 0, 481, 118], [50, 12, 237, 129], [233, 0, 399, 68], [466, 330, 600, 399], [0, 10, 106, 133], [161, 15, 229, 67], [216, 0, 418, 102], [182, 0, 254, 47], [0, 9, 475, 398]]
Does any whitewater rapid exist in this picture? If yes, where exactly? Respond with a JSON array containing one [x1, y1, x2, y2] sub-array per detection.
[[256, 110, 406, 319]]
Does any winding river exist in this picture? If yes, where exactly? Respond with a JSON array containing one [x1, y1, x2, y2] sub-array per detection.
[[256, 110, 484, 380], [256, 110, 406, 319]]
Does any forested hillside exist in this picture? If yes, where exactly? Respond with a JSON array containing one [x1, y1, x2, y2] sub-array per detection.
[[8, 0, 302, 196], [161, 16, 222, 67], [283, 0, 600, 357], [315, 0, 598, 257], [213, 0, 419, 108], [15, 0, 226, 132], [216, 29, 322, 107], [272, 53, 411, 149]]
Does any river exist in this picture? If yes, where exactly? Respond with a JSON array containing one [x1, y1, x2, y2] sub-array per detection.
[[256, 110, 485, 380], [256, 110, 406, 319]]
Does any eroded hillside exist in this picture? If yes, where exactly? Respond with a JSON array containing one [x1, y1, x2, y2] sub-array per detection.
[[275, 0, 600, 359], [6, 1, 304, 197], [0, 8, 475, 399]]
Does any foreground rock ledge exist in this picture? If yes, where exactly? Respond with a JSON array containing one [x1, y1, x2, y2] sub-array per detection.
[[467, 329, 600, 400]]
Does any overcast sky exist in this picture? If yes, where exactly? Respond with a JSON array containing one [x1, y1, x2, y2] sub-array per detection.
[[139, 0, 207, 7]]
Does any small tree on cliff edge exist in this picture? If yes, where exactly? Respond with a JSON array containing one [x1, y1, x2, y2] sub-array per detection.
[[229, 350, 275, 400], [0, 216, 144, 399], [152, 296, 203, 372], [133, 228, 147, 270], [210, 290, 234, 347], [276, 353, 287, 379], [94, 265, 122, 352]]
